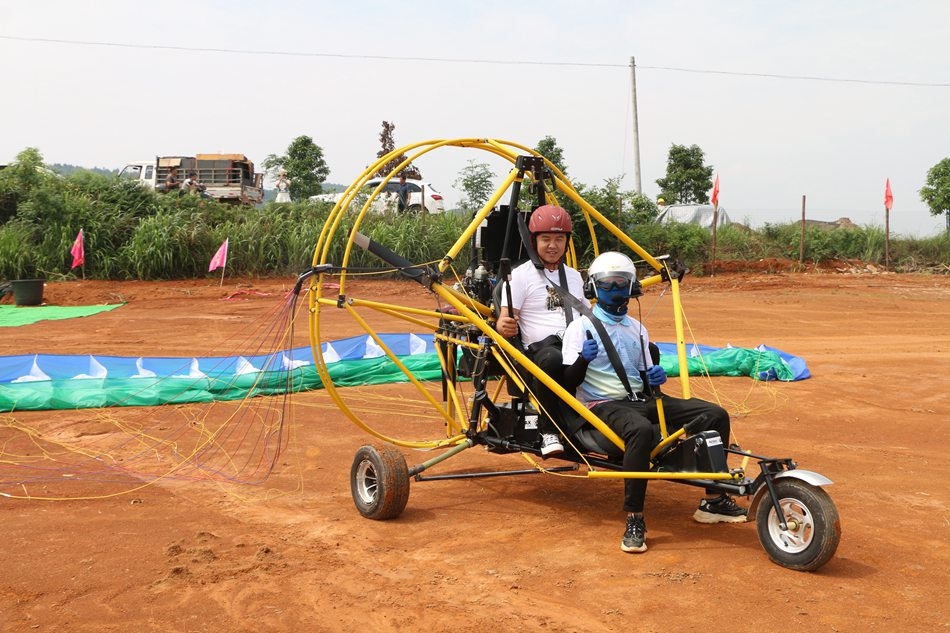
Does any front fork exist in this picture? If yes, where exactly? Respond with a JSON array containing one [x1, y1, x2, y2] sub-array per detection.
[[749, 456, 799, 531]]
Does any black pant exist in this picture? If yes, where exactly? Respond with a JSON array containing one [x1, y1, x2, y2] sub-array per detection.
[[591, 396, 730, 513], [530, 344, 564, 436]]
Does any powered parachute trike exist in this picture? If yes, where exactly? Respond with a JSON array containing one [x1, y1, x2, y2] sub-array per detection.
[[304, 138, 840, 572]]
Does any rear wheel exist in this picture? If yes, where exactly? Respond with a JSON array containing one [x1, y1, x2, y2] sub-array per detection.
[[350, 444, 410, 520], [755, 478, 840, 571]]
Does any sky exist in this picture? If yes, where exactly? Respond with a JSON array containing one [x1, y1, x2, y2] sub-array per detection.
[[1, 0, 948, 237]]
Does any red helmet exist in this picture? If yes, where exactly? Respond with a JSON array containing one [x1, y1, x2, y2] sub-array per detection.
[[528, 205, 572, 234]]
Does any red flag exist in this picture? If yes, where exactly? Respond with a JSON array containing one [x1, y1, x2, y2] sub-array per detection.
[[884, 178, 893, 211], [208, 238, 229, 272], [70, 229, 85, 269], [711, 175, 720, 207]]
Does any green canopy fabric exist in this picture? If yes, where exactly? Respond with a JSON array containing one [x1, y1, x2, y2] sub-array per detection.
[[0, 356, 444, 411], [0, 304, 124, 327]]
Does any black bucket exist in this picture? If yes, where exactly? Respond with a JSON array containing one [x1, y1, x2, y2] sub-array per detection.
[[11, 279, 45, 306]]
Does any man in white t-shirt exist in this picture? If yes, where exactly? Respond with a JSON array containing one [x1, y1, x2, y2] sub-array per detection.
[[181, 171, 206, 196], [496, 204, 584, 455]]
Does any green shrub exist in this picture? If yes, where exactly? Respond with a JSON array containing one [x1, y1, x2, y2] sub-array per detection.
[[0, 220, 36, 278], [622, 221, 711, 272]]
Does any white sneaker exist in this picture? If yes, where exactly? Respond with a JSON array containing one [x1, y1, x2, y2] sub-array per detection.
[[540, 433, 564, 456]]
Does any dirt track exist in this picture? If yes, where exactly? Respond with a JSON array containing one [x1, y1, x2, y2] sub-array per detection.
[[2, 269, 949, 632]]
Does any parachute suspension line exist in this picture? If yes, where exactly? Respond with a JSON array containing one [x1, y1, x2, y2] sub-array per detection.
[[675, 302, 787, 442]]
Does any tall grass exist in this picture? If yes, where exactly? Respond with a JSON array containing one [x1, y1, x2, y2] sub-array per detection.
[[118, 210, 215, 279], [891, 231, 950, 271]]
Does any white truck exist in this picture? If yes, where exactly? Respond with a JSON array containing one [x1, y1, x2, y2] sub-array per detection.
[[119, 154, 264, 205], [309, 177, 446, 214]]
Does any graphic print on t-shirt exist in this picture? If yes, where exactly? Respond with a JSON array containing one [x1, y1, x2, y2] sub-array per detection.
[[545, 286, 564, 312]]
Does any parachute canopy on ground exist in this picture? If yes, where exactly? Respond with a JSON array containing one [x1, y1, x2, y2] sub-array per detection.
[[0, 335, 809, 412], [657, 204, 731, 229]]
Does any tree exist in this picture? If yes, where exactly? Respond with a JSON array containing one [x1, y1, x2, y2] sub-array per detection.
[[572, 177, 659, 258], [920, 157, 950, 232], [263, 136, 330, 200], [655, 144, 714, 205], [453, 160, 497, 213], [49, 164, 115, 178], [535, 135, 568, 176], [0, 147, 60, 226], [374, 121, 421, 180], [1, 147, 45, 192]]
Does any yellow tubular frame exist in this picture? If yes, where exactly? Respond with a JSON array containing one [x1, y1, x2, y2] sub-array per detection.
[[307, 138, 737, 484]]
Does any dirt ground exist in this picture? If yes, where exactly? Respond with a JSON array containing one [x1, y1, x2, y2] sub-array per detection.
[[1, 265, 949, 632]]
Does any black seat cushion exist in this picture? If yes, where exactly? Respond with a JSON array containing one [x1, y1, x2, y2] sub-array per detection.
[[574, 425, 624, 458]]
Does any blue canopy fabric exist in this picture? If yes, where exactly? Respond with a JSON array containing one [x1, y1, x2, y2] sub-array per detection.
[[0, 334, 808, 412]]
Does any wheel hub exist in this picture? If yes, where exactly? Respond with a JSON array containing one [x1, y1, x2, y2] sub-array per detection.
[[768, 498, 814, 553], [355, 460, 379, 504]]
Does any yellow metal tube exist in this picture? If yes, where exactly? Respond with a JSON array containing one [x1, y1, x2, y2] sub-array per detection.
[[588, 470, 740, 481], [655, 396, 668, 439], [650, 426, 686, 459], [669, 274, 691, 399]]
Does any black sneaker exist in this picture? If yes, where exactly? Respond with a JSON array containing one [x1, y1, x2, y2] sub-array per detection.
[[621, 515, 648, 553], [693, 494, 748, 524]]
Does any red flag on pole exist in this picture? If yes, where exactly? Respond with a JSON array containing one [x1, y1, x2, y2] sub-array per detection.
[[208, 238, 229, 272], [711, 175, 720, 207], [70, 229, 85, 269], [884, 178, 893, 211]]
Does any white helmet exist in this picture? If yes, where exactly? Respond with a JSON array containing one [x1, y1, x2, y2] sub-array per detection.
[[586, 252, 640, 298]]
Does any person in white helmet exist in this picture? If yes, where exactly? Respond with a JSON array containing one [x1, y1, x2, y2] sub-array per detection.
[[496, 204, 584, 456], [560, 251, 747, 554]]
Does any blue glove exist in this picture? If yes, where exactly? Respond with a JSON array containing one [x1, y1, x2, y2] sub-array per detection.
[[580, 337, 599, 362], [646, 364, 667, 386]]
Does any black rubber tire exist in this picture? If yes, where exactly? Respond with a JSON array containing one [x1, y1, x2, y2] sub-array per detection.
[[755, 478, 841, 571], [350, 444, 410, 520]]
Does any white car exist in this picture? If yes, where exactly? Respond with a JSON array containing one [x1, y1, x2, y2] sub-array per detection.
[[310, 177, 446, 214]]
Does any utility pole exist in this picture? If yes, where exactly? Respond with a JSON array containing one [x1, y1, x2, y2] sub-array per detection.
[[630, 56, 642, 195]]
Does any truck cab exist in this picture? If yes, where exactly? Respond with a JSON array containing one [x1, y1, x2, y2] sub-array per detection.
[[118, 161, 159, 187]]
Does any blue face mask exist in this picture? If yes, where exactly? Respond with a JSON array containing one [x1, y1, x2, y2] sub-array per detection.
[[595, 287, 630, 317]]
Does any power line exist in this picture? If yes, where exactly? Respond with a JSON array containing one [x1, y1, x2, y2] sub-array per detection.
[[2, 34, 948, 88], [0, 35, 613, 68], [638, 64, 948, 88]]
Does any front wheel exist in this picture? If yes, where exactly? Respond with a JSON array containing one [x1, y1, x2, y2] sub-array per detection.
[[350, 444, 410, 520], [755, 478, 841, 571]]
